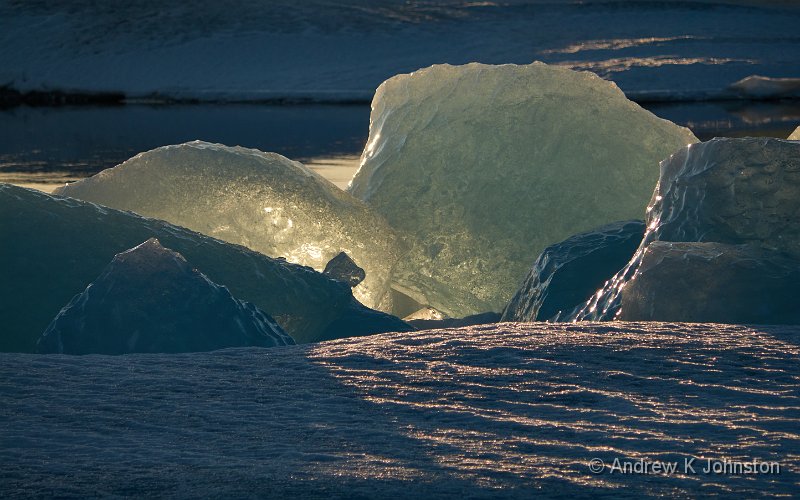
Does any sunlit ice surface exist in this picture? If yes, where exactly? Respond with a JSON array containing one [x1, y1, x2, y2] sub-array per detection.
[[2, 322, 798, 496]]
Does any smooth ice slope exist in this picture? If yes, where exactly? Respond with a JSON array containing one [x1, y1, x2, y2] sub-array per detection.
[[0, 184, 409, 351], [2, 323, 799, 497], [349, 63, 697, 316], [56, 141, 399, 310], [571, 137, 800, 322], [38, 239, 294, 354], [621, 242, 800, 324]]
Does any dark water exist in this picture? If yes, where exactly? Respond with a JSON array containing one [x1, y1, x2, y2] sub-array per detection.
[[1, 100, 798, 190], [0, 104, 370, 189]]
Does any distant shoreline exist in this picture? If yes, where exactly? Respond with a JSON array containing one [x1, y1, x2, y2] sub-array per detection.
[[3, 85, 800, 109]]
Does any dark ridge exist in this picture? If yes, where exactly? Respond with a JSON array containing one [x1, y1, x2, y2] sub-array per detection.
[[0, 86, 125, 108]]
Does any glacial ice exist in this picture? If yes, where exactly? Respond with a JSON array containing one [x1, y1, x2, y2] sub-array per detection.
[[0, 184, 410, 351], [38, 239, 294, 354], [348, 62, 697, 317], [501, 220, 644, 323], [569, 137, 800, 322], [620, 241, 800, 324], [56, 141, 399, 311]]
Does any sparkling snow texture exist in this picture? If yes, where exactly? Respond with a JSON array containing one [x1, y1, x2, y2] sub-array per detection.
[[571, 137, 800, 322], [349, 63, 697, 317], [38, 238, 294, 354], [1, 323, 798, 497], [55, 141, 399, 311]]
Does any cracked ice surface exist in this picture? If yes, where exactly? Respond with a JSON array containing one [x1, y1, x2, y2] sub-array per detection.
[[56, 141, 400, 311], [1, 322, 798, 497], [349, 63, 697, 316]]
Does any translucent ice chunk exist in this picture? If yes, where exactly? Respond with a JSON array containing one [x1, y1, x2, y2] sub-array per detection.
[[38, 238, 295, 354], [56, 141, 399, 311], [349, 62, 697, 317], [0, 184, 410, 351], [570, 137, 800, 322]]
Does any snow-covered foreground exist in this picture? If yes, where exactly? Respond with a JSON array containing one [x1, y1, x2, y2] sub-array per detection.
[[2, 0, 799, 101], [2, 322, 798, 497]]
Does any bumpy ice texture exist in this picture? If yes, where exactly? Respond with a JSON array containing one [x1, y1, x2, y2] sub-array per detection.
[[570, 138, 800, 322], [56, 141, 399, 311], [501, 220, 644, 323], [348, 62, 697, 317], [0, 184, 410, 351], [620, 242, 800, 324], [38, 239, 294, 354]]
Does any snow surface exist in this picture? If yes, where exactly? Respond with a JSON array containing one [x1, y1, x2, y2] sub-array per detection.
[[1, 322, 798, 497], [349, 62, 696, 317], [1, 0, 799, 101]]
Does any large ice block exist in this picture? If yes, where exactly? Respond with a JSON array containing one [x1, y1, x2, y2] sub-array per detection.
[[348, 62, 697, 317], [38, 239, 295, 354], [56, 141, 399, 311], [570, 137, 800, 322], [0, 184, 410, 352]]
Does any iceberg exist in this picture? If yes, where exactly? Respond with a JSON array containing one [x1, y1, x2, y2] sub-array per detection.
[[570, 137, 800, 322], [501, 220, 644, 323], [348, 62, 697, 317], [55, 141, 399, 311], [38, 239, 294, 354], [0, 184, 410, 352]]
